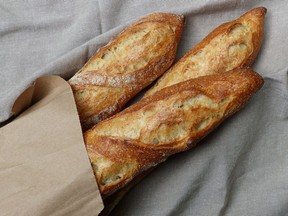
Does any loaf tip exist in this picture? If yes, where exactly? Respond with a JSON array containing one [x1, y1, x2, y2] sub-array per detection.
[[251, 7, 267, 16], [257, 7, 267, 15]]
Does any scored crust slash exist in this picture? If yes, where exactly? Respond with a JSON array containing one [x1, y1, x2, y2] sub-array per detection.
[[85, 67, 264, 198], [69, 13, 184, 130], [145, 7, 266, 96]]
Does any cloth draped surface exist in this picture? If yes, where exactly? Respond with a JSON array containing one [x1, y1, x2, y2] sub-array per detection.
[[1, 0, 287, 215]]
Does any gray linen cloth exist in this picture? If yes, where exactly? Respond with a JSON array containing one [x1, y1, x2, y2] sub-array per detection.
[[1, 0, 288, 215]]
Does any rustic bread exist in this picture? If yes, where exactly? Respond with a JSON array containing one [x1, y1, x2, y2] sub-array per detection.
[[144, 7, 266, 97], [84, 67, 264, 197], [69, 13, 184, 130]]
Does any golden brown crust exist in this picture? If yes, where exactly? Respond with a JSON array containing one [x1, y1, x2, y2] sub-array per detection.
[[84, 67, 264, 197], [69, 13, 184, 130], [144, 7, 266, 97]]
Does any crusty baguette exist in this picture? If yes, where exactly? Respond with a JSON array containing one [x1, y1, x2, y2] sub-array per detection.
[[144, 7, 266, 97], [84, 67, 264, 197], [68, 13, 184, 130]]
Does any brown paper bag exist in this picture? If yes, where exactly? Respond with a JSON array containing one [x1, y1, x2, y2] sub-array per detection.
[[0, 76, 103, 215]]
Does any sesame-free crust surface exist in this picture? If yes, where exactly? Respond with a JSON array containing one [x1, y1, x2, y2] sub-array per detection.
[[85, 67, 264, 197], [69, 13, 184, 130], [145, 7, 266, 97]]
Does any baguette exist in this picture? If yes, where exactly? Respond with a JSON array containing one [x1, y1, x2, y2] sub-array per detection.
[[69, 13, 184, 130], [84, 67, 264, 197], [144, 7, 266, 97]]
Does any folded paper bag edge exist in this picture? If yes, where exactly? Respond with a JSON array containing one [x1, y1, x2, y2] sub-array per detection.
[[12, 83, 35, 116], [11, 75, 70, 117]]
